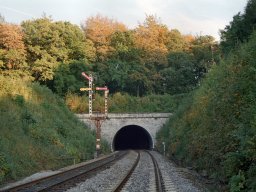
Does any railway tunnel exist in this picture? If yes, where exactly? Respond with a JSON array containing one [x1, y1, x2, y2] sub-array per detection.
[[112, 125, 153, 151]]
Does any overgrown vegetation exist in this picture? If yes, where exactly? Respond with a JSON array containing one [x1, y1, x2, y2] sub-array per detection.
[[0, 76, 110, 185], [157, 22, 256, 192], [66, 92, 185, 113]]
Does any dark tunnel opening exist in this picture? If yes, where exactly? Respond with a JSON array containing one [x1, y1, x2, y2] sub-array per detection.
[[113, 125, 153, 151]]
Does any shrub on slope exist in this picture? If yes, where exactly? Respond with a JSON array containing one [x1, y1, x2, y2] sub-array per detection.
[[66, 92, 184, 113]]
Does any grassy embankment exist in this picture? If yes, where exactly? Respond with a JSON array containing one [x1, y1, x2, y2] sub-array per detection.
[[0, 76, 110, 185], [157, 32, 256, 191]]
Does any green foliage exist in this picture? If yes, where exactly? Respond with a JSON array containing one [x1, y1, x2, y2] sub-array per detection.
[[220, 0, 256, 54], [13, 94, 25, 106], [0, 152, 9, 182], [157, 31, 256, 191], [21, 17, 95, 82], [166, 29, 187, 52], [229, 171, 246, 192], [93, 60, 151, 96], [0, 76, 110, 185], [52, 60, 92, 96], [246, 164, 256, 190], [66, 92, 184, 113], [191, 35, 219, 79], [110, 31, 139, 61], [160, 52, 196, 94]]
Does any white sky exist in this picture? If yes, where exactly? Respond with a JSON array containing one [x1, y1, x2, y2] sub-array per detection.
[[0, 0, 248, 40]]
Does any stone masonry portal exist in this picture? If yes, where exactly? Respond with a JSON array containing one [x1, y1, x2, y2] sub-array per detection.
[[76, 113, 171, 151]]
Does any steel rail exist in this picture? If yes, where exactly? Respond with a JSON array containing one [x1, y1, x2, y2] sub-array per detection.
[[0, 151, 128, 192], [112, 150, 140, 192], [146, 150, 165, 192]]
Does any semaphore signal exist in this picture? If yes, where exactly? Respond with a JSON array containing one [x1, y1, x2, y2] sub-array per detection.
[[80, 72, 109, 157]]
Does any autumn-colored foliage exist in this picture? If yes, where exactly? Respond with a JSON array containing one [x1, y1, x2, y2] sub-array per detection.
[[82, 15, 127, 61], [0, 14, 218, 96], [0, 23, 26, 70], [134, 15, 169, 66]]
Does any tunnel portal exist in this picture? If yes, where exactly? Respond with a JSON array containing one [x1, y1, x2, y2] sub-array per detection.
[[112, 125, 153, 151]]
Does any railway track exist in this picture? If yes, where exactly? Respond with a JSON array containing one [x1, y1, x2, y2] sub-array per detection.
[[2, 150, 203, 192], [0, 151, 128, 192], [112, 150, 165, 192]]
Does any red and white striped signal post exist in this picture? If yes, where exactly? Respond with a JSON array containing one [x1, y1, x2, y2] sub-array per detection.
[[80, 72, 109, 157], [81, 72, 93, 117], [96, 86, 109, 116]]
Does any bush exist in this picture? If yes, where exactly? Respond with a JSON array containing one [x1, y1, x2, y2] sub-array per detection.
[[66, 92, 185, 113], [229, 171, 246, 192]]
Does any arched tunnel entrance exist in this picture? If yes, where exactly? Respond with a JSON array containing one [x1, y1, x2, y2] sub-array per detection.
[[112, 125, 153, 151]]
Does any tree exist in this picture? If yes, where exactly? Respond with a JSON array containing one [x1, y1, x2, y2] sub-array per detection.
[[22, 17, 95, 81], [131, 15, 171, 95], [110, 31, 140, 61], [220, 0, 256, 53], [53, 21, 96, 62], [52, 60, 92, 96], [103, 60, 130, 92], [243, 0, 256, 37], [191, 35, 218, 80], [82, 15, 127, 62], [134, 15, 169, 68], [166, 29, 188, 52], [220, 13, 244, 53], [160, 52, 196, 94], [0, 23, 27, 73], [125, 61, 151, 96]]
